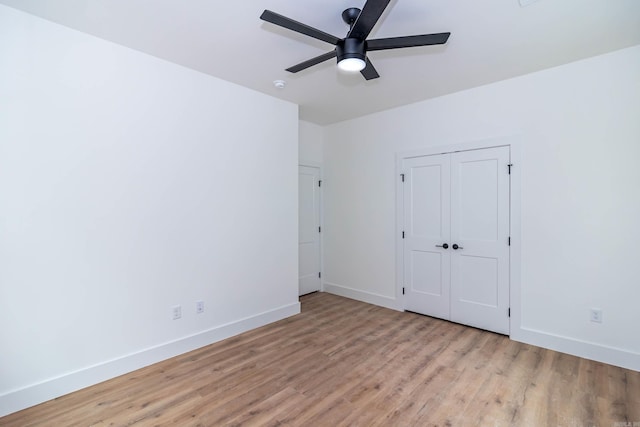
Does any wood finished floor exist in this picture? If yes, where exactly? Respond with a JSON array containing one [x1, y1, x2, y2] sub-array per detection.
[[2, 292, 639, 427]]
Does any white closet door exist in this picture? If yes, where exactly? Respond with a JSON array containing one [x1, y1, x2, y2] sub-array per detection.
[[403, 154, 451, 319], [402, 146, 511, 335], [450, 147, 510, 334], [298, 165, 321, 296]]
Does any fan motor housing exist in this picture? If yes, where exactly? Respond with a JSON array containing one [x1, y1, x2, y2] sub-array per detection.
[[336, 38, 366, 63]]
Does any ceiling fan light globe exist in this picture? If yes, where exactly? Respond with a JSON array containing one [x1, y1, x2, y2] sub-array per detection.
[[338, 57, 366, 72]]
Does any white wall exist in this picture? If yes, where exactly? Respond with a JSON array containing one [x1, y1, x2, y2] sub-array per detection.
[[323, 45, 640, 370], [299, 120, 323, 165], [0, 5, 299, 416]]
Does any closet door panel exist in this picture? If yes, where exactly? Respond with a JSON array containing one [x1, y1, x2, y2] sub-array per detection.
[[403, 154, 451, 320], [450, 146, 510, 334]]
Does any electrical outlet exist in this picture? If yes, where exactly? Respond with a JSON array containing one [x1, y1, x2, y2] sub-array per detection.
[[196, 300, 205, 314], [172, 305, 182, 320], [590, 308, 602, 323]]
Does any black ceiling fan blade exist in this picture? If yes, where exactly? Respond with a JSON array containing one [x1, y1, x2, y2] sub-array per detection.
[[348, 0, 391, 40], [367, 32, 451, 51], [286, 50, 337, 73], [360, 58, 380, 80], [261, 10, 341, 46]]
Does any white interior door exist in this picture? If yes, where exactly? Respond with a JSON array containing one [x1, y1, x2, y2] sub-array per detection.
[[403, 154, 451, 319], [450, 147, 510, 334], [298, 165, 321, 296], [402, 146, 510, 335]]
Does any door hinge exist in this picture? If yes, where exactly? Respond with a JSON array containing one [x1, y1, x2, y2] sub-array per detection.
[[508, 308, 511, 317], [318, 180, 322, 187], [318, 226, 321, 233], [318, 272, 321, 279], [508, 236, 511, 246], [508, 163, 513, 174], [402, 287, 405, 295], [402, 231, 405, 239], [401, 173, 405, 182]]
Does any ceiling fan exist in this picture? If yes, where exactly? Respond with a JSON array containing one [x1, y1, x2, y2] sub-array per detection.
[[260, 0, 451, 80]]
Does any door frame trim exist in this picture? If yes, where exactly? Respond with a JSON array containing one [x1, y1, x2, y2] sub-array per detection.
[[299, 163, 324, 293], [395, 135, 522, 338]]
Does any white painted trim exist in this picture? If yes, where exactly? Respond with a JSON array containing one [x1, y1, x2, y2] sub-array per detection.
[[399, 135, 520, 160], [298, 161, 322, 169], [395, 135, 523, 335], [319, 170, 324, 293], [323, 282, 401, 311], [508, 140, 523, 339], [395, 155, 405, 308], [512, 327, 640, 372], [0, 302, 300, 417]]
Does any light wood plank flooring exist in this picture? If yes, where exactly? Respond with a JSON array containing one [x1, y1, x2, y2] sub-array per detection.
[[2, 292, 639, 426]]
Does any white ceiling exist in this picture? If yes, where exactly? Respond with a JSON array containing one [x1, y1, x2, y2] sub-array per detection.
[[2, 0, 639, 125]]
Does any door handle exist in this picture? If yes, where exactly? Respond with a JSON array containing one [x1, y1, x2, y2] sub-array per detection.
[[435, 243, 449, 249], [452, 244, 463, 250]]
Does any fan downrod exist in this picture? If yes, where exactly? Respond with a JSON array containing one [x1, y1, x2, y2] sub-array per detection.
[[341, 7, 361, 27]]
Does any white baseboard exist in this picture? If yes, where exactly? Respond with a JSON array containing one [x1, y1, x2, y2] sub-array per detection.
[[323, 282, 401, 311], [0, 302, 300, 418], [323, 282, 639, 372], [511, 326, 640, 372]]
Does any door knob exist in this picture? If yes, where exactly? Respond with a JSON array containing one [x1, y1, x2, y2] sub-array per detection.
[[436, 243, 449, 249], [452, 244, 463, 250]]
